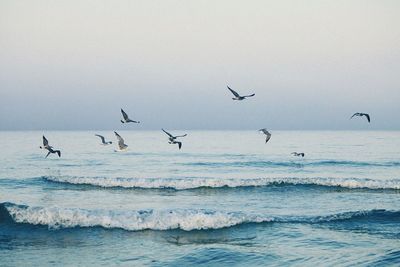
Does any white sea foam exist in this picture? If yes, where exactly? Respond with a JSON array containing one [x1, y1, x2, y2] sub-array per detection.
[[44, 176, 400, 190], [4, 203, 269, 231], [4, 203, 397, 231]]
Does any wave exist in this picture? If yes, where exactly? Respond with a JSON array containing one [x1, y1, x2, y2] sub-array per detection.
[[1, 202, 398, 232], [43, 176, 400, 190], [183, 160, 400, 168]]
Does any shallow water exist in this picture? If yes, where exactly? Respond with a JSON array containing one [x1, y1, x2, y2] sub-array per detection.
[[1, 131, 399, 266]]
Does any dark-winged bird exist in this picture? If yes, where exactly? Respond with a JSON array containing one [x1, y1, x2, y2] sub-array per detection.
[[40, 136, 61, 158], [292, 152, 305, 157], [227, 86, 255, 100], [350, 113, 370, 123], [162, 129, 187, 150], [95, 134, 112, 145], [120, 108, 140, 123]]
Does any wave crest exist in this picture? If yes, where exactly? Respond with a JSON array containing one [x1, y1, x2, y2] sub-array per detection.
[[1, 202, 399, 232], [43, 176, 400, 190]]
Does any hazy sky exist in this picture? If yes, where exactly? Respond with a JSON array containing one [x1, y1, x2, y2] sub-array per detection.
[[1, 0, 399, 130]]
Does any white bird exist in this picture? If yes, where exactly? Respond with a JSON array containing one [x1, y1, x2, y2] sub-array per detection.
[[39, 136, 61, 158], [114, 131, 128, 151], [227, 86, 255, 100], [120, 108, 140, 123], [162, 129, 186, 150], [350, 112, 370, 123], [95, 134, 112, 145], [259, 129, 272, 143]]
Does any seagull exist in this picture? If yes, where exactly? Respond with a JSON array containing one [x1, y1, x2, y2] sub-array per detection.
[[95, 134, 112, 145], [259, 129, 272, 143], [227, 86, 255, 100], [120, 108, 140, 123], [114, 131, 128, 151], [39, 135, 61, 158], [292, 152, 305, 157], [162, 129, 186, 150], [350, 113, 370, 123]]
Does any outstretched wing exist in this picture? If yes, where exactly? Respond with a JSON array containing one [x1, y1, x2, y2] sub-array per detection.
[[121, 109, 129, 120], [227, 86, 240, 97], [175, 134, 187, 138], [176, 141, 182, 150], [364, 113, 371, 123], [350, 113, 360, 119], [243, 93, 255, 98], [114, 131, 127, 150], [265, 133, 271, 143], [42, 135, 49, 147], [162, 129, 173, 138], [95, 134, 106, 143]]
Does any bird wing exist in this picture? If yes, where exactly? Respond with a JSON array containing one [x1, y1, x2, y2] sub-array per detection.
[[265, 133, 271, 143], [177, 141, 182, 150], [121, 109, 129, 120], [114, 131, 124, 143], [243, 93, 255, 98], [350, 113, 360, 119], [364, 113, 371, 123], [175, 134, 187, 138], [162, 129, 173, 138], [114, 131, 127, 149], [42, 136, 49, 146], [95, 134, 106, 143], [227, 86, 240, 97]]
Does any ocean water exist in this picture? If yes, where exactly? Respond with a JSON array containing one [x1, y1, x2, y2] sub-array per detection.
[[0, 130, 399, 266]]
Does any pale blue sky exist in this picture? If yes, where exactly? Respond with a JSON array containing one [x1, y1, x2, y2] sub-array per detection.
[[1, 0, 399, 130]]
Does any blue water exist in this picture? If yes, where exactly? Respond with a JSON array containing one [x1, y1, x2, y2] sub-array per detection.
[[1, 131, 399, 266]]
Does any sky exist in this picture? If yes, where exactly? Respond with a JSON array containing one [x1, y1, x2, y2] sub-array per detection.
[[0, 0, 399, 130]]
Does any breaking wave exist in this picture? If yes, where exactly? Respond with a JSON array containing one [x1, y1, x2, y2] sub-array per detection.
[[1, 202, 399, 232]]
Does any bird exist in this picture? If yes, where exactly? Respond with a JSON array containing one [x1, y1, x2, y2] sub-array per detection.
[[162, 129, 187, 150], [259, 129, 272, 143], [114, 131, 128, 151], [120, 108, 140, 123], [292, 152, 305, 157], [39, 135, 61, 158], [95, 134, 112, 145], [350, 113, 370, 123], [227, 86, 255, 100]]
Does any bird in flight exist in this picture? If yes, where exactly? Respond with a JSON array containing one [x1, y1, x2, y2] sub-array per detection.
[[162, 129, 187, 150], [292, 152, 305, 157], [39, 135, 61, 158], [95, 134, 112, 145], [259, 129, 272, 143], [114, 131, 128, 151], [350, 113, 370, 123], [227, 86, 255, 100], [120, 108, 140, 123]]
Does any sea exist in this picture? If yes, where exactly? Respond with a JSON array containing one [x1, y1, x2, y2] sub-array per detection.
[[0, 130, 399, 266]]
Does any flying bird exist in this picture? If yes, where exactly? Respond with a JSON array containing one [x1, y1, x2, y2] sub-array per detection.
[[114, 131, 128, 151], [227, 86, 255, 100], [350, 113, 370, 123], [259, 129, 272, 143], [39, 135, 61, 158], [120, 108, 140, 123], [95, 134, 112, 145], [162, 129, 186, 150], [292, 152, 305, 157]]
